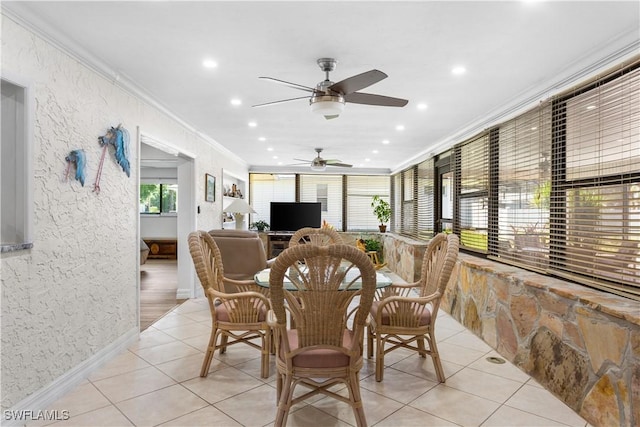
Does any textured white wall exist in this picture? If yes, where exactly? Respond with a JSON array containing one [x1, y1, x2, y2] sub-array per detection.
[[0, 13, 246, 409]]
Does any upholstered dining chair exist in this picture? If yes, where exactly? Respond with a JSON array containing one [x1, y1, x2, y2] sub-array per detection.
[[188, 231, 271, 378], [367, 232, 459, 382], [288, 226, 343, 247], [268, 244, 377, 427], [208, 229, 273, 293]]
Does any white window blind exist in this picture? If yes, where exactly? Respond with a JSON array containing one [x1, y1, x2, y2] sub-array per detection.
[[392, 174, 402, 232], [249, 174, 295, 225], [552, 64, 640, 298], [345, 175, 390, 231], [417, 158, 435, 239], [455, 134, 489, 252], [299, 174, 343, 229], [494, 105, 552, 270]]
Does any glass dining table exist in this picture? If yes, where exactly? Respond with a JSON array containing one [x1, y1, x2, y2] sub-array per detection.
[[254, 266, 394, 291]]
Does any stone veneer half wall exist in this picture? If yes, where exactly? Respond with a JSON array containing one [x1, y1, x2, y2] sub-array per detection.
[[444, 254, 639, 427], [356, 232, 638, 427]]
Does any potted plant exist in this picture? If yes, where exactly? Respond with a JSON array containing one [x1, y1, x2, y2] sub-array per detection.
[[371, 195, 391, 232], [250, 220, 270, 232]]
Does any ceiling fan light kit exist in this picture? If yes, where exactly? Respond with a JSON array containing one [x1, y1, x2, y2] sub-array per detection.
[[309, 94, 345, 117]]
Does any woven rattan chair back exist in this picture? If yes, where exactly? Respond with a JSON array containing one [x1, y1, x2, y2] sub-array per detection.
[[268, 243, 376, 427], [367, 233, 459, 382], [188, 230, 271, 378], [288, 226, 343, 247]]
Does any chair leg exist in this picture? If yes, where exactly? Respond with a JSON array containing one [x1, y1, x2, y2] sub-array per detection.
[[375, 334, 385, 382], [417, 337, 428, 358], [219, 334, 229, 354], [367, 326, 374, 359], [347, 371, 367, 427], [428, 333, 446, 383], [275, 374, 293, 427], [200, 327, 218, 377], [261, 331, 270, 378]]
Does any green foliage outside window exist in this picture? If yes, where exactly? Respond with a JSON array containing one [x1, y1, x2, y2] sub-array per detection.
[[140, 184, 178, 213]]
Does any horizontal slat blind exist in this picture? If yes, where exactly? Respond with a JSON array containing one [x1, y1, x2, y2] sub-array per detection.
[[552, 64, 640, 297], [299, 174, 343, 229], [455, 134, 489, 252], [345, 175, 390, 231], [494, 105, 552, 270], [392, 174, 401, 232], [249, 173, 296, 225], [417, 158, 435, 239], [401, 167, 416, 237]]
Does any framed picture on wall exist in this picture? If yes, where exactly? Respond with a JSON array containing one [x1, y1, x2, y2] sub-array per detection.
[[205, 173, 215, 202]]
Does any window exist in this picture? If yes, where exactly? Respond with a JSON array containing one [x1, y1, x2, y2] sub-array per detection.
[[417, 158, 435, 239], [345, 175, 390, 231], [454, 134, 489, 252], [551, 63, 640, 297], [249, 173, 295, 225], [494, 105, 552, 269], [1, 78, 32, 249], [392, 59, 639, 300], [140, 183, 178, 214], [249, 173, 389, 232], [299, 175, 342, 229]]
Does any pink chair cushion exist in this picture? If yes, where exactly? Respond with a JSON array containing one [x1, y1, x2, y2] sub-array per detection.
[[370, 301, 431, 326], [284, 329, 353, 368], [214, 302, 267, 322]]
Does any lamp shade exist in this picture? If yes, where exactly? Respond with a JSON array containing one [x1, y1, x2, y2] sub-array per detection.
[[309, 94, 345, 116], [223, 198, 256, 214]]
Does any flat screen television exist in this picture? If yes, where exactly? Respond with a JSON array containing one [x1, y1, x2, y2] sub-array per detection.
[[270, 202, 322, 232]]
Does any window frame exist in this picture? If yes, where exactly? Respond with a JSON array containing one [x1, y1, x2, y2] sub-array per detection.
[[1, 75, 34, 251]]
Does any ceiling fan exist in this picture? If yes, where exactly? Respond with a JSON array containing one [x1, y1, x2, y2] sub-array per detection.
[[253, 58, 408, 119], [293, 148, 353, 171]]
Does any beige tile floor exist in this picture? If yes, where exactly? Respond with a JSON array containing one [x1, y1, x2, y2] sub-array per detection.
[[30, 298, 589, 427]]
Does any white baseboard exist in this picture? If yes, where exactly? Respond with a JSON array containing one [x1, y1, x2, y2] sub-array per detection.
[[3, 327, 139, 427], [176, 288, 194, 299]]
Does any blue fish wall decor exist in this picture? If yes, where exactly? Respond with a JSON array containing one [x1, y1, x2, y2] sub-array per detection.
[[64, 149, 87, 186]]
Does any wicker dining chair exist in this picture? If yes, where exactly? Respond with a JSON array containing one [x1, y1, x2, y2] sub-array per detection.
[[188, 230, 271, 378], [268, 244, 377, 427], [288, 226, 343, 247], [367, 232, 459, 382]]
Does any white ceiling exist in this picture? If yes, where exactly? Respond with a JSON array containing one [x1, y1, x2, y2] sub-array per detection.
[[4, 1, 639, 174]]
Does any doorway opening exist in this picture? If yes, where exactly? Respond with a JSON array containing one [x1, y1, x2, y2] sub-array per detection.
[[138, 133, 196, 329]]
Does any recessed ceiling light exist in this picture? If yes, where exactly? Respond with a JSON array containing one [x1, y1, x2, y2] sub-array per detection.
[[202, 59, 218, 69], [259, 137, 267, 142], [365, 158, 371, 162], [230, 98, 242, 106], [396, 125, 405, 131], [272, 155, 278, 159], [417, 103, 428, 110], [452, 66, 466, 75], [248, 121, 257, 127], [266, 147, 273, 151], [372, 150, 379, 154], [278, 162, 283, 165], [382, 139, 390, 145]]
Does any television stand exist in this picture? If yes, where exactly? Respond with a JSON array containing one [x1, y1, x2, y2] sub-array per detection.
[[267, 232, 294, 258]]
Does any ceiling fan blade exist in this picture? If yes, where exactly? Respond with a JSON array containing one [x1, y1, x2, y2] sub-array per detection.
[[293, 158, 313, 162], [344, 92, 408, 107], [327, 162, 353, 168], [252, 96, 310, 108], [258, 77, 317, 93], [324, 115, 340, 120], [328, 69, 387, 95]]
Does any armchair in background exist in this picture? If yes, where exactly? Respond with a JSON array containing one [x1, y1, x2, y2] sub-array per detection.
[[208, 229, 273, 293]]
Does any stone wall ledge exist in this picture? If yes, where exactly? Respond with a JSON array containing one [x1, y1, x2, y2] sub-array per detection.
[[458, 253, 640, 327]]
